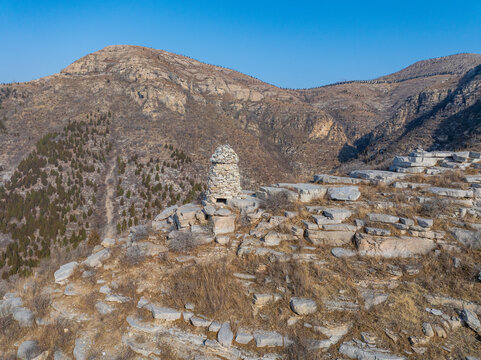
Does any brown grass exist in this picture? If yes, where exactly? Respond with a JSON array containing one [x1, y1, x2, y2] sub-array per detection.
[[261, 191, 297, 215], [164, 259, 252, 322], [38, 318, 80, 354]]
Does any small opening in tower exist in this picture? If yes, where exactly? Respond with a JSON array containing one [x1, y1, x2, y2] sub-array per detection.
[[216, 198, 227, 204]]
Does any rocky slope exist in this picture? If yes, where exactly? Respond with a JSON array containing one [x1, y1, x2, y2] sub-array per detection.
[[1, 149, 480, 359]]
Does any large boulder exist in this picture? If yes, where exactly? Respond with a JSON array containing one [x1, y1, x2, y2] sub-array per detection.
[[290, 297, 317, 315], [328, 186, 360, 201], [54, 262, 79, 284], [173, 204, 203, 229], [451, 228, 481, 249], [276, 183, 327, 202], [350, 170, 408, 184], [83, 249, 110, 268], [212, 215, 236, 235], [306, 229, 355, 246], [355, 233, 435, 257]]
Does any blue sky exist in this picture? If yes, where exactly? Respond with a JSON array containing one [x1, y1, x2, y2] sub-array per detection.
[[1, 0, 481, 88]]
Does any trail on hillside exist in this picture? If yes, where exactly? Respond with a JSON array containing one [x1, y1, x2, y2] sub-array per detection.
[[104, 156, 116, 238]]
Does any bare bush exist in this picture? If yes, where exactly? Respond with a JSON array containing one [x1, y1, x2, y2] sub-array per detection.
[[167, 231, 198, 253], [38, 318, 79, 353], [261, 191, 295, 214], [31, 293, 51, 318], [419, 198, 452, 218]]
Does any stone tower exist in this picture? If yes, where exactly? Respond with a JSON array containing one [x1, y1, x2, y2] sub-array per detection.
[[205, 144, 242, 203]]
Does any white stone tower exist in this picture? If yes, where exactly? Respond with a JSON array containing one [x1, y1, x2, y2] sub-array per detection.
[[205, 144, 242, 204]]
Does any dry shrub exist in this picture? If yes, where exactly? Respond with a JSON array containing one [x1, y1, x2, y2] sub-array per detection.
[[0, 314, 26, 347], [87, 229, 101, 247], [283, 331, 318, 360], [419, 197, 453, 218], [120, 245, 146, 266], [38, 318, 79, 352], [30, 293, 51, 318], [167, 260, 251, 320], [261, 191, 296, 214], [167, 231, 199, 253]]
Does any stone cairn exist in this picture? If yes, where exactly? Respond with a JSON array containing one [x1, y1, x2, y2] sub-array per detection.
[[205, 144, 242, 204]]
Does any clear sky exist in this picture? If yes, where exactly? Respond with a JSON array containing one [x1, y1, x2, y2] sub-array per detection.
[[1, 0, 481, 88]]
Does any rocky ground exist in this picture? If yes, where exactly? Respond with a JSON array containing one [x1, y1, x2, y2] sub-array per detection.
[[1, 149, 481, 359]]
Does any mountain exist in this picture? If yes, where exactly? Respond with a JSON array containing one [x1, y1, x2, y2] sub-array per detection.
[[1, 47, 481, 277], [1, 46, 481, 182]]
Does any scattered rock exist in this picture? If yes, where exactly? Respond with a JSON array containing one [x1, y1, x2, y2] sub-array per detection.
[[328, 186, 361, 201], [235, 330, 253, 345], [253, 331, 284, 347], [217, 322, 234, 347], [54, 262, 79, 284], [17, 340, 41, 360], [460, 309, 481, 334], [83, 248, 110, 267], [290, 297, 317, 315]]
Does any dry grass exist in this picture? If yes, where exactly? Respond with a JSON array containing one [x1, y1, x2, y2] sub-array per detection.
[[165, 259, 252, 322], [405, 170, 468, 189], [38, 318, 79, 354]]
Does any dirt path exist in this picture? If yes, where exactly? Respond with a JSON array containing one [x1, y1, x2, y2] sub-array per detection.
[[104, 157, 116, 238]]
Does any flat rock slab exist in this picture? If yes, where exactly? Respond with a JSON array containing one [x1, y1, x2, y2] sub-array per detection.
[[235, 330, 253, 344], [426, 186, 473, 198], [331, 247, 356, 258], [323, 208, 352, 220], [54, 261, 79, 284], [147, 305, 181, 321], [190, 316, 212, 327], [306, 229, 355, 246], [290, 297, 317, 315], [313, 174, 364, 184], [276, 183, 327, 202], [392, 156, 438, 168], [339, 341, 405, 360], [253, 331, 284, 347], [83, 248, 110, 267], [154, 205, 178, 221], [256, 186, 297, 202], [328, 186, 361, 201], [350, 170, 408, 184], [365, 227, 391, 236], [212, 215, 236, 235], [355, 233, 435, 257], [451, 228, 481, 249], [367, 213, 399, 224]]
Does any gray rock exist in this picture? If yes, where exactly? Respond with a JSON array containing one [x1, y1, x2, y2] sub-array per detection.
[[154, 205, 178, 221], [53, 350, 71, 360], [323, 208, 352, 220], [253, 331, 284, 347], [83, 248, 110, 267], [367, 213, 399, 224], [399, 217, 415, 226], [311, 215, 340, 226], [356, 233, 435, 257], [314, 174, 364, 184], [350, 169, 408, 183], [365, 227, 391, 236], [212, 215, 236, 235], [190, 316, 212, 327], [328, 186, 361, 201], [263, 231, 288, 246], [427, 187, 473, 198], [13, 307, 34, 327], [360, 290, 388, 310], [322, 223, 357, 231], [17, 340, 40, 360], [104, 294, 130, 303], [277, 183, 327, 202], [339, 341, 405, 359], [416, 217, 433, 228], [215, 207, 232, 217], [253, 293, 274, 306], [256, 186, 297, 202], [290, 297, 317, 315], [147, 305, 181, 321], [208, 321, 221, 332], [218, 322, 234, 347], [331, 247, 356, 258], [391, 156, 438, 168], [54, 262, 79, 284], [101, 238, 116, 248], [73, 337, 91, 360], [460, 309, 481, 334], [451, 228, 481, 249], [95, 301, 114, 315], [422, 322, 434, 337], [306, 229, 355, 246], [235, 329, 253, 344]]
